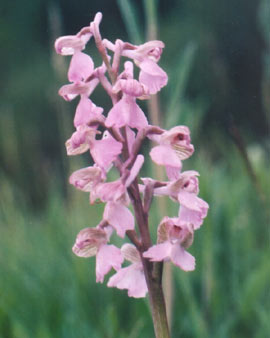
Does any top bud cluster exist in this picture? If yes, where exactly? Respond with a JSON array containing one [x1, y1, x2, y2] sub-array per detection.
[[55, 12, 208, 298]]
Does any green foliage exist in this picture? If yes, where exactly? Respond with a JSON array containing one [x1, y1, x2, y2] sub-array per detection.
[[117, 0, 143, 44]]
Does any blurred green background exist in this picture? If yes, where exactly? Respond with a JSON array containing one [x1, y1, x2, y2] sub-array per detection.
[[0, 0, 269, 337]]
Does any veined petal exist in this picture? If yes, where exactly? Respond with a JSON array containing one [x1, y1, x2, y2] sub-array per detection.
[[72, 227, 107, 257], [161, 126, 194, 160], [121, 243, 141, 263], [69, 166, 103, 192], [96, 244, 123, 283]]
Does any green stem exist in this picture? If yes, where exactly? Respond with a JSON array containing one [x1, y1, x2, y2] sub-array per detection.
[[145, 265, 170, 338]]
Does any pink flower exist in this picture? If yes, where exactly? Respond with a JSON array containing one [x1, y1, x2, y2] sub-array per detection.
[[104, 40, 168, 94], [55, 12, 102, 56], [103, 202, 135, 238], [105, 94, 148, 130], [54, 26, 92, 55], [143, 217, 195, 271], [94, 179, 127, 204], [90, 131, 123, 171], [94, 154, 144, 204], [58, 62, 106, 102], [126, 41, 168, 94], [65, 125, 98, 156], [149, 170, 200, 201], [140, 171, 208, 230], [149, 126, 194, 171], [178, 191, 209, 230], [108, 244, 148, 298], [68, 51, 94, 83], [74, 96, 104, 128], [69, 166, 105, 204], [138, 59, 168, 95], [105, 73, 149, 130], [58, 80, 98, 101], [72, 226, 123, 283]]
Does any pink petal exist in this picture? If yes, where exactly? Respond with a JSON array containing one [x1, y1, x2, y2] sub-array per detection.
[[122, 40, 164, 62], [125, 126, 136, 154], [125, 154, 144, 187], [121, 243, 141, 263], [72, 227, 106, 258], [58, 82, 92, 101], [55, 35, 85, 55], [95, 180, 127, 203], [139, 60, 168, 94], [76, 26, 92, 45], [107, 263, 148, 298], [103, 202, 135, 238], [69, 166, 103, 192], [178, 205, 204, 230], [105, 95, 148, 130], [161, 126, 194, 160], [170, 245, 195, 271], [178, 191, 209, 213], [54, 26, 91, 55], [65, 126, 97, 156], [96, 244, 123, 283], [113, 79, 148, 97], [143, 242, 172, 262], [166, 166, 181, 181], [74, 96, 104, 128], [150, 145, 181, 168], [181, 172, 199, 194], [90, 132, 122, 171], [68, 51, 94, 83], [135, 40, 165, 60], [74, 96, 93, 127]]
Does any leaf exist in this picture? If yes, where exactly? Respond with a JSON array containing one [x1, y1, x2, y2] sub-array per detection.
[[117, 0, 143, 44]]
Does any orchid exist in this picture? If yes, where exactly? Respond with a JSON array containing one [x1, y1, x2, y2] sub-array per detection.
[[55, 12, 208, 338]]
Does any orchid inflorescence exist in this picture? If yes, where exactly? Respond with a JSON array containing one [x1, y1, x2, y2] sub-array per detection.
[[55, 12, 208, 299]]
